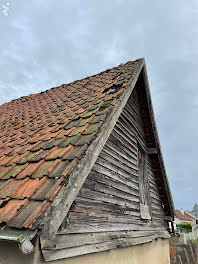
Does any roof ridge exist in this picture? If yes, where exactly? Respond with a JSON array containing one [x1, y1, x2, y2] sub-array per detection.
[[0, 58, 143, 108]]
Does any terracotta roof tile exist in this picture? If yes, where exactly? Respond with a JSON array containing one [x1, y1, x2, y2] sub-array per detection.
[[16, 160, 44, 179], [0, 59, 142, 230], [11, 177, 46, 199], [31, 160, 59, 179], [59, 135, 79, 148], [62, 145, 88, 161], [7, 200, 49, 229], [31, 177, 64, 201], [0, 178, 28, 199], [0, 199, 28, 224], [45, 145, 72, 161], [75, 133, 96, 146], [175, 210, 194, 221], [0, 164, 27, 180]]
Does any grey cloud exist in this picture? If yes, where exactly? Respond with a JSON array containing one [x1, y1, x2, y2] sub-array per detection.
[[0, 0, 197, 210]]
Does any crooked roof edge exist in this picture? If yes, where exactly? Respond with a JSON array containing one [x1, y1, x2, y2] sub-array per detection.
[[142, 63, 175, 217], [38, 58, 174, 239]]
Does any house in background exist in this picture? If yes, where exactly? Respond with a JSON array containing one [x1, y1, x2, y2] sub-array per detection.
[[185, 210, 198, 224], [175, 209, 196, 226], [0, 58, 174, 264]]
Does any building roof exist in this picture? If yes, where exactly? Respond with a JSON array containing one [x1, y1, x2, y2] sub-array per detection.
[[175, 210, 194, 221], [0, 58, 174, 239], [0, 59, 143, 231]]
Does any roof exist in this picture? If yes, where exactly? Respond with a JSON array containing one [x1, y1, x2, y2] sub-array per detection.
[[185, 211, 197, 219], [0, 59, 143, 232], [175, 210, 194, 221]]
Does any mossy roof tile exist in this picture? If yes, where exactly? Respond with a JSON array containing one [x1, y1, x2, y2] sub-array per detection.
[[0, 59, 141, 230], [62, 144, 88, 161]]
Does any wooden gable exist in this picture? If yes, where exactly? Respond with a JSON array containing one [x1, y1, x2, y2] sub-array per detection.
[[41, 69, 172, 261]]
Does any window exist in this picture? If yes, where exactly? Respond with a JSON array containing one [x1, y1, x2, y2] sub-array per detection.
[[138, 148, 151, 220]]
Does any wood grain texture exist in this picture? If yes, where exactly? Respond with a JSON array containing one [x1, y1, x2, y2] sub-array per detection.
[[41, 232, 170, 261], [41, 77, 169, 261]]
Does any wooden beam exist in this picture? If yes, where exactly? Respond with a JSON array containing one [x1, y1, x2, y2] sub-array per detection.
[[147, 148, 157, 155], [41, 232, 170, 261]]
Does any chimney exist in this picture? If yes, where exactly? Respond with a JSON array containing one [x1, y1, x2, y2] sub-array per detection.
[[180, 209, 184, 215]]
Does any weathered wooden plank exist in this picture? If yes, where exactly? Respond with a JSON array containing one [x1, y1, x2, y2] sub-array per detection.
[[93, 162, 139, 189], [150, 199, 163, 209], [150, 197, 163, 208], [41, 234, 169, 261], [148, 183, 161, 199], [117, 114, 146, 151], [89, 170, 139, 198], [99, 151, 138, 175], [59, 220, 157, 234], [69, 215, 141, 226], [151, 210, 165, 217], [104, 140, 137, 167], [42, 230, 169, 250], [73, 197, 140, 217], [116, 118, 138, 145], [149, 180, 159, 191], [83, 178, 140, 203], [122, 108, 144, 138], [120, 109, 145, 143], [96, 157, 139, 182], [102, 144, 138, 170], [147, 148, 157, 155], [41, 237, 150, 261], [111, 129, 138, 155], [113, 125, 138, 152], [150, 189, 161, 200], [108, 133, 138, 160], [125, 97, 143, 126], [78, 187, 140, 210], [69, 207, 141, 222]]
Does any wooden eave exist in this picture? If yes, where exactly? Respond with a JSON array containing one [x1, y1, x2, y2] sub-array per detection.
[[142, 65, 175, 218]]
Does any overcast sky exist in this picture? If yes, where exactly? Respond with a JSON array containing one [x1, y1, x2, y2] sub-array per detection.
[[0, 0, 197, 210]]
